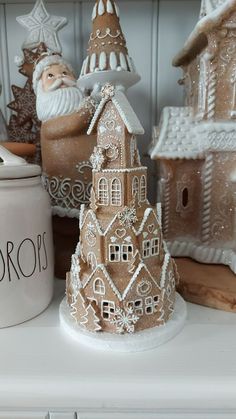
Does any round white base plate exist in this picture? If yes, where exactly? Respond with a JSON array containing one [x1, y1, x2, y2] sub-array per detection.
[[59, 293, 187, 353], [78, 70, 140, 90]]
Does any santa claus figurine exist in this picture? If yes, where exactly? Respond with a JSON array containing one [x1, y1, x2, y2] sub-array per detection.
[[33, 53, 97, 278]]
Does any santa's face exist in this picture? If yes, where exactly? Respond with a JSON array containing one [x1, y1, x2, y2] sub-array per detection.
[[41, 64, 76, 92]]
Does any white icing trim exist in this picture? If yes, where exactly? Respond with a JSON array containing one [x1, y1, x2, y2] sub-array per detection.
[[112, 91, 144, 135], [99, 51, 107, 70], [168, 240, 236, 274], [173, 0, 236, 66], [110, 51, 117, 70], [93, 166, 147, 173], [98, 0, 105, 16], [156, 203, 162, 227], [81, 206, 161, 239], [87, 97, 107, 135], [120, 52, 127, 70], [52, 206, 80, 219], [91, 3, 97, 21], [79, 204, 85, 230], [107, 0, 114, 14], [160, 253, 171, 288], [114, 1, 120, 17], [201, 154, 214, 244], [83, 264, 123, 300], [90, 53, 97, 72], [87, 90, 144, 135]]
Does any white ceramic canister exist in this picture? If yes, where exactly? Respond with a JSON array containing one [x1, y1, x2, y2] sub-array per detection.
[[0, 146, 54, 327]]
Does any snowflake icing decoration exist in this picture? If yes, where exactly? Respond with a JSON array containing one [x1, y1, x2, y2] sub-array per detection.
[[101, 83, 115, 99], [90, 147, 106, 170], [118, 206, 138, 228], [111, 306, 139, 334]]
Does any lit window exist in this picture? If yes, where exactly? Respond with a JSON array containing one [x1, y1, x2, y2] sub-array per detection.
[[98, 178, 108, 205], [151, 238, 159, 256], [102, 300, 115, 320], [132, 176, 139, 199], [140, 175, 146, 202], [93, 278, 105, 295], [142, 240, 151, 258], [111, 178, 122, 206]]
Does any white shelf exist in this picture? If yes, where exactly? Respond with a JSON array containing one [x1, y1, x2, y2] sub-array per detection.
[[0, 279, 236, 418]]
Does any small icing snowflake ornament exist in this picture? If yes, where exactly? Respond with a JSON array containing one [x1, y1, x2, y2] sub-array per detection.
[[90, 146, 106, 170], [111, 306, 139, 334], [16, 0, 67, 52], [118, 206, 138, 228]]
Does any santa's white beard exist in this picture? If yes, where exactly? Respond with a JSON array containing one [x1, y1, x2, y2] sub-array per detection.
[[36, 80, 83, 122]]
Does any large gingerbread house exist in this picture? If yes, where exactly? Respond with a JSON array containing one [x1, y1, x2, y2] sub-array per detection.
[[66, 84, 179, 334], [151, 0, 236, 274]]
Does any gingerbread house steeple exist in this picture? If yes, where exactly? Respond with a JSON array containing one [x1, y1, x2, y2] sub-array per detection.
[[79, 0, 140, 90], [66, 84, 179, 334]]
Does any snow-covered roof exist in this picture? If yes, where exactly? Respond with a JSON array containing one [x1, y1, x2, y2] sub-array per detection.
[[150, 107, 203, 160], [87, 90, 144, 135], [173, 0, 236, 67], [151, 107, 236, 160]]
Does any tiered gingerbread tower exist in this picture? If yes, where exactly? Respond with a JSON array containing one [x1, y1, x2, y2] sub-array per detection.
[[66, 83, 179, 334], [79, 0, 140, 90]]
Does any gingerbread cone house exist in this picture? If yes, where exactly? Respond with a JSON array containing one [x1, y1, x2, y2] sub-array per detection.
[[150, 0, 236, 311], [65, 83, 180, 335], [79, 0, 140, 90]]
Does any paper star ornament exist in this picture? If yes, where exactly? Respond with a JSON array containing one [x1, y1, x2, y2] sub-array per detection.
[[16, 0, 67, 52]]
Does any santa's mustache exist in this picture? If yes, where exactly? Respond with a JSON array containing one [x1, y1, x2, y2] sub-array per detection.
[[47, 77, 77, 91]]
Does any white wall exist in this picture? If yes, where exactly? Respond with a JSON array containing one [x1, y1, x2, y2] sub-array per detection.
[[0, 0, 200, 200]]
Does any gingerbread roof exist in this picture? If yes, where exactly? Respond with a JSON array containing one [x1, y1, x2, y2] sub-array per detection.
[[87, 89, 144, 135], [151, 107, 236, 159], [173, 0, 236, 67], [151, 107, 203, 159], [82, 261, 161, 302]]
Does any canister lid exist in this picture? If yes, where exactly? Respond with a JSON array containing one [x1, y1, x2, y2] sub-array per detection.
[[0, 145, 41, 179]]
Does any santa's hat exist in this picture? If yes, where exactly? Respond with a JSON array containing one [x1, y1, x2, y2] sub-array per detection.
[[32, 53, 75, 92], [79, 0, 140, 90]]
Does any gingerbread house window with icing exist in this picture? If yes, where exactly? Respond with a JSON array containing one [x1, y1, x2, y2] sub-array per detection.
[[151, 0, 236, 274]]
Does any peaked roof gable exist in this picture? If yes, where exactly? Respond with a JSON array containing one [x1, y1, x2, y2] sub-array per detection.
[[173, 0, 236, 67], [87, 90, 144, 135]]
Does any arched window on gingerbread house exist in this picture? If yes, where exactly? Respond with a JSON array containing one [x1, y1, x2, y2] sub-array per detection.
[[132, 176, 139, 200], [93, 278, 105, 295], [140, 175, 147, 202], [111, 178, 121, 206], [98, 178, 108, 205]]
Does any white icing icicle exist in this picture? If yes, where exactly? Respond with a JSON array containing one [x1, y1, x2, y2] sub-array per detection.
[[127, 55, 136, 72], [119, 52, 127, 70], [99, 51, 107, 70], [114, 1, 120, 17], [83, 56, 89, 74], [98, 0, 105, 16], [90, 53, 97, 72], [109, 51, 117, 70], [80, 60, 85, 76], [91, 3, 97, 20], [106, 0, 114, 14]]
